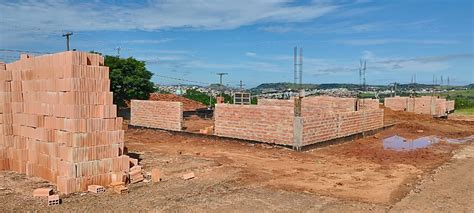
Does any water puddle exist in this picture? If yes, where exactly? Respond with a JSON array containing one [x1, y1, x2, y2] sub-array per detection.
[[446, 135, 474, 144], [383, 135, 474, 151], [383, 135, 440, 151]]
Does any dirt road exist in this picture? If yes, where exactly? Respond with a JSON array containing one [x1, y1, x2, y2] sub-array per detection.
[[390, 144, 474, 212]]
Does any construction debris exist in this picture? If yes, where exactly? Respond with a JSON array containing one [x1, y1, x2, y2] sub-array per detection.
[[129, 158, 139, 167], [33, 188, 52, 197], [151, 168, 161, 183], [109, 181, 128, 194], [87, 185, 105, 194], [47, 195, 60, 206], [199, 126, 214, 135], [114, 186, 128, 194], [182, 172, 195, 180], [129, 165, 144, 184]]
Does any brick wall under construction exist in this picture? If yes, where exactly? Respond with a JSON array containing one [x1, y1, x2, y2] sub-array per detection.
[[214, 104, 294, 145], [130, 100, 183, 131], [258, 96, 378, 114], [216, 97, 383, 147], [301, 109, 383, 146], [384, 96, 454, 117], [0, 51, 129, 194]]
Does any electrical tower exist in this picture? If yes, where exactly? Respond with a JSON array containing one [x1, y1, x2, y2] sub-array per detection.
[[216, 73, 228, 87], [239, 80, 245, 90], [62, 32, 73, 51], [293, 47, 303, 88]]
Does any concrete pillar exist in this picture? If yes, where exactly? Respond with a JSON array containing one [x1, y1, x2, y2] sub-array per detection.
[[293, 89, 305, 151], [293, 117, 303, 151]]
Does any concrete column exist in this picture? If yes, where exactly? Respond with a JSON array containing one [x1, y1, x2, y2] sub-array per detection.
[[293, 117, 303, 151], [293, 89, 305, 151]]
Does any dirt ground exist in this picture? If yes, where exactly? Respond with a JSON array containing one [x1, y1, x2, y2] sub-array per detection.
[[1, 108, 473, 212], [449, 114, 474, 122], [183, 115, 213, 133]]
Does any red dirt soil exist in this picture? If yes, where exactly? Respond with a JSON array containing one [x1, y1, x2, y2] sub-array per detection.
[[149, 93, 206, 111]]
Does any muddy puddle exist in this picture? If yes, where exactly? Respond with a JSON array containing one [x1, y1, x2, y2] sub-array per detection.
[[383, 135, 440, 151], [383, 135, 474, 151]]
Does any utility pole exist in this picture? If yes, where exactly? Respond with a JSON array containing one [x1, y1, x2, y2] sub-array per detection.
[[62, 32, 73, 51], [299, 47, 303, 87], [115, 46, 121, 57], [216, 73, 228, 87], [390, 82, 397, 97], [363, 60, 367, 91], [359, 60, 362, 89], [294, 47, 297, 85]]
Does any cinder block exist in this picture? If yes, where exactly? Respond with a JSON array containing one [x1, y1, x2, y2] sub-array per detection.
[[48, 194, 60, 206], [33, 188, 52, 197], [182, 172, 195, 180], [87, 185, 105, 194]]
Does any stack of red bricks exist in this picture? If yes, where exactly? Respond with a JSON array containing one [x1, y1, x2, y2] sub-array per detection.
[[0, 51, 129, 194]]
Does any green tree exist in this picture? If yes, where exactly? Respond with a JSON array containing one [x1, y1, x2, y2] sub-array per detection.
[[184, 89, 213, 105], [105, 56, 154, 107]]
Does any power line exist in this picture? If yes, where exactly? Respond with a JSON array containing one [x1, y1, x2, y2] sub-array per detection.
[[152, 73, 211, 86], [0, 48, 51, 54]]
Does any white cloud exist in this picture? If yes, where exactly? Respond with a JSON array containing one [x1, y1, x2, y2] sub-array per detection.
[[245, 52, 257, 57], [356, 51, 474, 74], [0, 0, 339, 44], [338, 39, 458, 45], [124, 39, 175, 44]]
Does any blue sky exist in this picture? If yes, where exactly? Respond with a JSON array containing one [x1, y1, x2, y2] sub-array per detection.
[[0, 0, 473, 87]]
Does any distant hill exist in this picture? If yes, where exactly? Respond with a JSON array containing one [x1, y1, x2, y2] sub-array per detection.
[[252, 82, 318, 91], [208, 83, 229, 89], [251, 82, 362, 92], [249, 82, 474, 93]]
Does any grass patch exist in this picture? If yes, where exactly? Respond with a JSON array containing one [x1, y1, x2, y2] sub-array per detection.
[[454, 108, 474, 115]]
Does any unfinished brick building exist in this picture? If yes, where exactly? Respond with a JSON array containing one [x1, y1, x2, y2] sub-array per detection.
[[214, 96, 383, 149], [384, 96, 455, 117], [131, 96, 384, 149], [0, 52, 129, 194]]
